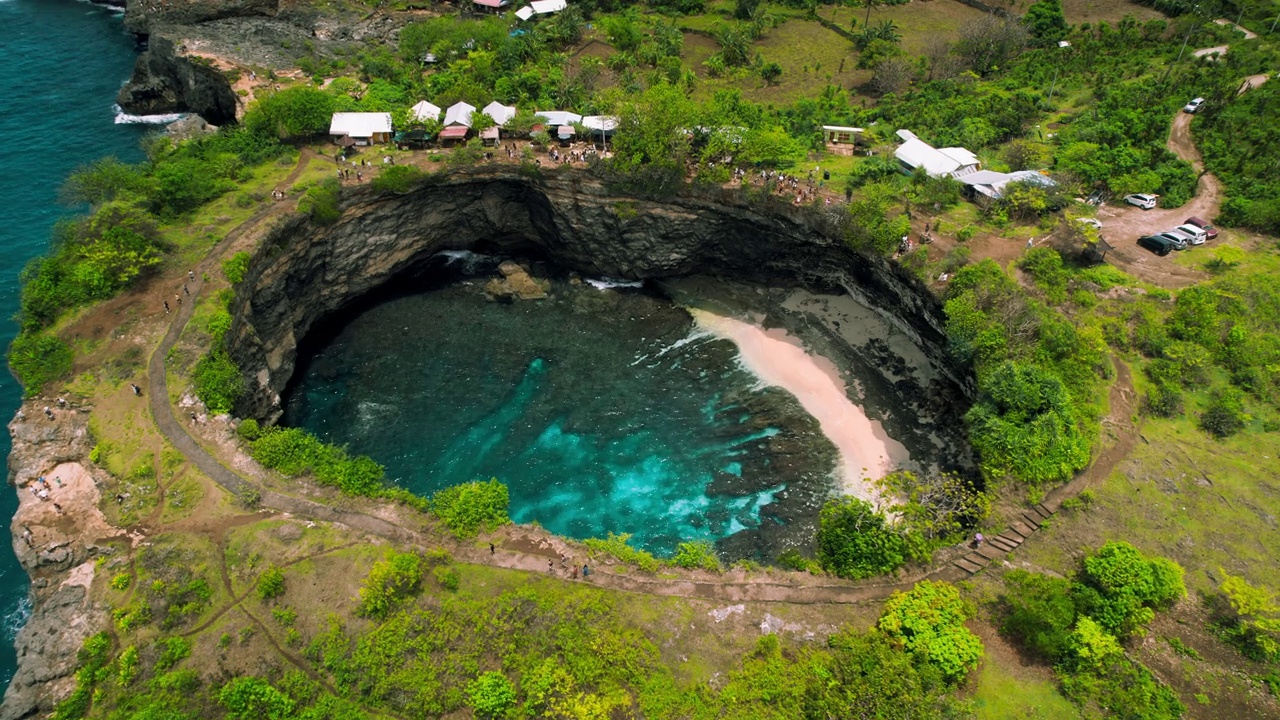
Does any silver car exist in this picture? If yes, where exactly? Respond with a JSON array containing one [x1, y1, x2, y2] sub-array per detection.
[[1173, 223, 1207, 244]]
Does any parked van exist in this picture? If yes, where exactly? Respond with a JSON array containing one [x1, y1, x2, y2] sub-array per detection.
[[1124, 193, 1158, 210], [1156, 232, 1189, 251], [1138, 235, 1175, 256], [1173, 224, 1208, 245]]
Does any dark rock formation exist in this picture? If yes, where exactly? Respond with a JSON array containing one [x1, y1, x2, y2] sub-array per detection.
[[123, 0, 280, 36], [226, 167, 974, 424], [116, 36, 238, 125]]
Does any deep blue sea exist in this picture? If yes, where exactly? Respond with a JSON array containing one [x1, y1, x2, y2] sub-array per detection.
[[0, 0, 151, 693]]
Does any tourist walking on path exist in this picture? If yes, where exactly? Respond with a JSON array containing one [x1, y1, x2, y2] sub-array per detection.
[[582, 564, 590, 579]]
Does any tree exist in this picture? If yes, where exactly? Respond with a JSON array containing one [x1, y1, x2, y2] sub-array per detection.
[[430, 479, 511, 538], [357, 550, 424, 619], [8, 331, 73, 397], [468, 672, 516, 718], [1200, 386, 1249, 438], [870, 57, 914, 96], [1000, 569, 1077, 661], [1024, 0, 1068, 44], [734, 0, 761, 20], [877, 581, 984, 683], [954, 15, 1029, 76], [59, 157, 151, 206], [759, 60, 783, 85], [815, 497, 907, 579], [246, 86, 335, 140]]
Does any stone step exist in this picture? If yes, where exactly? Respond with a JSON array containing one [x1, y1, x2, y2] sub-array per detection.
[[955, 558, 984, 574], [1020, 512, 1042, 529], [975, 544, 1004, 561], [1010, 521, 1035, 538], [965, 552, 990, 566], [1034, 503, 1054, 518], [996, 533, 1024, 548], [988, 537, 1017, 553]]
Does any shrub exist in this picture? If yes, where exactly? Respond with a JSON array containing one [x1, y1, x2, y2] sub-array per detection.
[[154, 636, 192, 672], [222, 251, 251, 284], [357, 550, 423, 619], [370, 164, 426, 194], [236, 418, 261, 440], [245, 86, 335, 140], [877, 581, 983, 683], [670, 540, 721, 572], [433, 565, 460, 591], [256, 566, 285, 601], [8, 331, 74, 397], [430, 479, 510, 539], [583, 532, 661, 572], [300, 179, 341, 225], [1143, 382, 1184, 418], [249, 426, 387, 497], [467, 671, 516, 718], [1200, 387, 1248, 438], [1075, 541, 1185, 639], [193, 349, 243, 415], [815, 497, 907, 579], [1000, 569, 1076, 661], [218, 676, 296, 720]]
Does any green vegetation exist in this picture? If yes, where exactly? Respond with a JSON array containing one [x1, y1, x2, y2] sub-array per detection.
[[369, 163, 428, 193], [247, 426, 387, 496], [256, 565, 286, 601], [997, 542, 1186, 718], [7, 331, 74, 398], [192, 349, 243, 415], [815, 496, 906, 579], [357, 550, 425, 619], [670, 540, 722, 571], [429, 478, 511, 538], [222, 250, 252, 284], [583, 532, 662, 572], [878, 580, 983, 682]]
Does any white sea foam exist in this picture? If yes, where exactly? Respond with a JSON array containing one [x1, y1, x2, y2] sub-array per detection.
[[435, 249, 497, 273], [2, 595, 31, 642], [585, 277, 644, 290], [112, 105, 184, 125]]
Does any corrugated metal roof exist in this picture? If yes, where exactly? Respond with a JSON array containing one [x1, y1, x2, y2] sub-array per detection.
[[895, 138, 961, 177], [439, 126, 469, 139]]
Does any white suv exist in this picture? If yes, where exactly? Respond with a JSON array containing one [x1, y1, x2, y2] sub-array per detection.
[[1124, 193, 1158, 210], [1184, 97, 1205, 113]]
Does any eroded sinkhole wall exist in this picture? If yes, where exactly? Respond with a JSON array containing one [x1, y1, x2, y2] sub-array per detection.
[[226, 168, 975, 444]]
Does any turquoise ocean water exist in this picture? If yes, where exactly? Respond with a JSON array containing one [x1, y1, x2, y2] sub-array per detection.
[[0, 0, 150, 692]]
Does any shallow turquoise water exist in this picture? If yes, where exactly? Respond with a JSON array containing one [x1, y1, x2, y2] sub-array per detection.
[[0, 0, 150, 691], [286, 265, 839, 558]]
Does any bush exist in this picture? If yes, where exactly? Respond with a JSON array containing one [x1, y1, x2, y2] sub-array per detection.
[[430, 479, 510, 539], [357, 550, 423, 619], [1200, 387, 1248, 438], [222, 251, 251, 284], [256, 566, 285, 601], [1143, 382, 1184, 418], [877, 581, 983, 683], [8, 331, 73, 397], [1075, 541, 1185, 639], [249, 426, 386, 497], [300, 179, 341, 225], [218, 677, 296, 720], [245, 86, 335, 140], [583, 532, 661, 572], [1000, 569, 1076, 661], [815, 497, 907, 579], [370, 164, 426, 194], [237, 418, 262, 440], [670, 540, 721, 572], [467, 671, 516, 718], [193, 349, 243, 415]]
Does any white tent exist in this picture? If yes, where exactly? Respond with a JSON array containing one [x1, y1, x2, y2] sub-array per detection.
[[410, 100, 441, 122], [514, 6, 534, 20], [582, 115, 619, 135], [483, 101, 517, 126], [443, 101, 477, 128], [536, 110, 582, 126]]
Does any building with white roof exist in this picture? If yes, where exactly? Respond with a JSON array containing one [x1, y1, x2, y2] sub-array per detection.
[[530, 0, 567, 12], [482, 101, 517, 126], [411, 100, 441, 122], [893, 129, 980, 179], [329, 112, 393, 145], [960, 169, 1057, 202], [443, 101, 477, 128], [535, 110, 582, 126], [514, 6, 535, 20]]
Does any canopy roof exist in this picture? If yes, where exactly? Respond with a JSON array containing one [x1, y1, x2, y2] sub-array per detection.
[[439, 125, 469, 139], [443, 101, 477, 127], [582, 115, 619, 132], [531, 0, 567, 12], [822, 125, 864, 133], [483, 101, 517, 126], [411, 100, 441, 122], [329, 112, 393, 138], [536, 110, 581, 126]]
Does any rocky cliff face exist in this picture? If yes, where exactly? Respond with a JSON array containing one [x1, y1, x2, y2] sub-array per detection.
[[1, 408, 126, 720], [116, 35, 239, 125], [123, 0, 280, 36], [226, 167, 972, 423]]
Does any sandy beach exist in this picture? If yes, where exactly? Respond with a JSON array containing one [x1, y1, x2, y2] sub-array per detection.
[[689, 309, 910, 504]]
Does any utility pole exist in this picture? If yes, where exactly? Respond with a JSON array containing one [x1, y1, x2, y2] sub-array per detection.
[[1046, 40, 1071, 107], [1162, 6, 1200, 86]]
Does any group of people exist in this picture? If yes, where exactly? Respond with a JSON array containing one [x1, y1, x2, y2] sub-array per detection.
[[489, 543, 592, 580], [337, 167, 363, 183], [26, 475, 64, 515]]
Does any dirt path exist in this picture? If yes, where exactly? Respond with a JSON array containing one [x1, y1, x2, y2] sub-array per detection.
[[140, 150, 1142, 606], [1213, 18, 1256, 39]]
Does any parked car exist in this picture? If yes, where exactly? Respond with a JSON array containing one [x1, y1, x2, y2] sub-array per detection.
[[1173, 223, 1208, 245], [1163, 227, 1198, 245], [1138, 235, 1176, 256], [1184, 216, 1219, 239], [1124, 193, 1158, 210], [1156, 232, 1189, 251], [1076, 217, 1103, 229], [1184, 97, 1205, 113]]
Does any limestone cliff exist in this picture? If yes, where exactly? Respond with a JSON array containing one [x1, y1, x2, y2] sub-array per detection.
[[123, 0, 280, 37], [225, 167, 972, 424], [116, 35, 239, 125], [1, 408, 128, 720]]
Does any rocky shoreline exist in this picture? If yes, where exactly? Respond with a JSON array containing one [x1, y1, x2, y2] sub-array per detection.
[[1, 407, 131, 720]]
